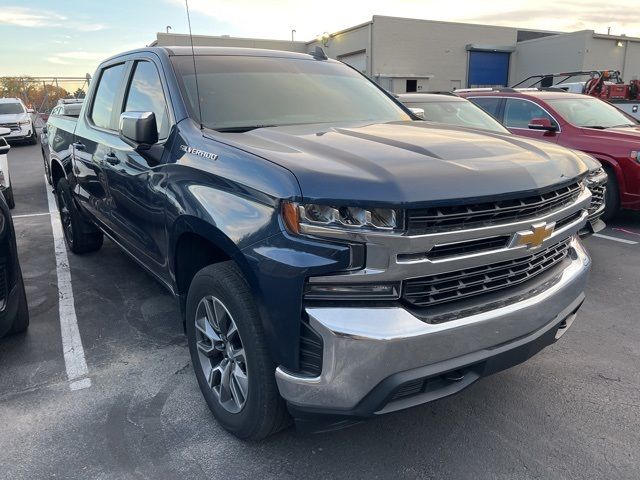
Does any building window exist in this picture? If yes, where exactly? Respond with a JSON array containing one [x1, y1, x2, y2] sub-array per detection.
[[406, 79, 417, 93]]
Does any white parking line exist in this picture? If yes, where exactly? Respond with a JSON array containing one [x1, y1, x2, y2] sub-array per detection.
[[46, 183, 91, 391], [12, 212, 51, 219], [593, 233, 638, 245]]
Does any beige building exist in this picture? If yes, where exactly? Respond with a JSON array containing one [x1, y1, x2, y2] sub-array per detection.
[[151, 15, 640, 93]]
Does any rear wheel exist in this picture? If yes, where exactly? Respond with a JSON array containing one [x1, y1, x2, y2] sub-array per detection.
[[9, 269, 29, 334], [186, 261, 290, 440], [55, 177, 103, 254], [602, 166, 620, 222]]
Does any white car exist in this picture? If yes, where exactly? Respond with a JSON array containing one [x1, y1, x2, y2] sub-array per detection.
[[0, 127, 14, 208], [0, 98, 37, 145]]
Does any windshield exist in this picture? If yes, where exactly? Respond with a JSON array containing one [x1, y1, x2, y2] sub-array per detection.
[[405, 99, 509, 134], [171, 55, 410, 130], [546, 97, 638, 128], [0, 102, 25, 115]]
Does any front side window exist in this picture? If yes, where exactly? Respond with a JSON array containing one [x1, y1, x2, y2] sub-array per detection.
[[91, 63, 126, 130], [546, 97, 638, 128], [503, 98, 557, 129], [124, 61, 170, 139], [406, 100, 509, 134], [171, 55, 410, 131], [0, 102, 25, 115]]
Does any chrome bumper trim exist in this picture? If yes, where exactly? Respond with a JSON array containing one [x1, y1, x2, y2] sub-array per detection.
[[276, 237, 590, 410]]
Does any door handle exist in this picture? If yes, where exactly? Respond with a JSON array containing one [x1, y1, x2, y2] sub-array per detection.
[[104, 153, 120, 166], [72, 141, 85, 151]]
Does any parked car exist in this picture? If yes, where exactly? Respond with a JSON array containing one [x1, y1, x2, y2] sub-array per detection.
[[0, 98, 37, 145], [44, 46, 592, 439], [41, 100, 85, 185], [398, 93, 606, 233], [458, 89, 639, 220], [0, 190, 29, 338], [0, 128, 15, 209]]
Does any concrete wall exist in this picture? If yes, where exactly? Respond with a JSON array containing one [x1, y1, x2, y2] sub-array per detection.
[[585, 36, 640, 80], [512, 31, 589, 85], [371, 16, 519, 91], [154, 32, 307, 53], [307, 22, 372, 75]]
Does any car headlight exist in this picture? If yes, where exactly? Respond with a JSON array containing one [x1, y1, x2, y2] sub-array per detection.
[[282, 201, 399, 235], [18, 119, 31, 125]]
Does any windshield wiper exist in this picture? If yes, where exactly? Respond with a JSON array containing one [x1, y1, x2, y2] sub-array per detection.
[[582, 125, 608, 129], [610, 124, 637, 128], [214, 125, 279, 133]]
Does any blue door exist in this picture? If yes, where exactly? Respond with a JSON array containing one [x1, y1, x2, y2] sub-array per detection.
[[468, 51, 510, 87]]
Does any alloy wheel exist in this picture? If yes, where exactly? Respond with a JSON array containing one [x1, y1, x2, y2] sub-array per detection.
[[194, 296, 248, 414]]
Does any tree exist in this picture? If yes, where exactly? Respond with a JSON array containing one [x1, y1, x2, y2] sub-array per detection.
[[73, 88, 86, 99]]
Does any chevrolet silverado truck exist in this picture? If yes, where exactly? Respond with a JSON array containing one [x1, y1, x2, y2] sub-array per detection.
[[43, 46, 592, 440]]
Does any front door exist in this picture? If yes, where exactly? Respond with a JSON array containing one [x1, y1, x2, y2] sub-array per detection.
[[503, 98, 561, 143], [102, 59, 172, 274]]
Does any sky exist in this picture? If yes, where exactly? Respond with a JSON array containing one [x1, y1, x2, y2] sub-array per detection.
[[1, 0, 639, 79]]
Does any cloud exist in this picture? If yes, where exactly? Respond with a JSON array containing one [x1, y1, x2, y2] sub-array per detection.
[[0, 6, 106, 31], [47, 51, 114, 65], [167, 0, 640, 39]]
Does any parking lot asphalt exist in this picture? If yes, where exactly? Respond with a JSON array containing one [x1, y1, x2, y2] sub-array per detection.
[[1, 140, 639, 480]]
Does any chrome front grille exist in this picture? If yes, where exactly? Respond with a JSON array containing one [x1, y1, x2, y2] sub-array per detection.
[[402, 240, 571, 308], [588, 183, 606, 217], [0, 123, 20, 132], [407, 182, 582, 233]]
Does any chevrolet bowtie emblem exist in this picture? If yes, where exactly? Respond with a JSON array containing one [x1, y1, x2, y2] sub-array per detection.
[[511, 222, 555, 249]]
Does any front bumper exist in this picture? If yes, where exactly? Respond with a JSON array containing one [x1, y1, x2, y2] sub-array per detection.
[[5, 124, 33, 141], [276, 237, 590, 418]]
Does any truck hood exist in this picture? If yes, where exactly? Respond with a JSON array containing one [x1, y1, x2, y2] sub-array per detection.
[[582, 125, 640, 142], [212, 121, 588, 206], [0, 113, 29, 124]]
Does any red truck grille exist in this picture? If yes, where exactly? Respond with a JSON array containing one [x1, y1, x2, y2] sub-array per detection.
[[406, 182, 582, 233]]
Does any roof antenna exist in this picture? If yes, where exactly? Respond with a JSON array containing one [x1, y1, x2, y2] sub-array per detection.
[[310, 46, 328, 60], [185, 0, 203, 129]]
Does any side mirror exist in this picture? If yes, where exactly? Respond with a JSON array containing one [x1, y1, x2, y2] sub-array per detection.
[[528, 117, 557, 132], [42, 126, 48, 135], [119, 112, 158, 150], [410, 107, 425, 120]]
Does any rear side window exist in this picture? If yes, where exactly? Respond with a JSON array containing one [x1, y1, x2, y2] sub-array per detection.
[[503, 98, 556, 129], [91, 63, 126, 130], [469, 97, 502, 120], [124, 61, 170, 140]]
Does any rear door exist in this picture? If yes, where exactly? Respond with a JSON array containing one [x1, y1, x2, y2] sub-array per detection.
[[73, 61, 128, 229], [101, 57, 173, 274], [466, 97, 504, 122], [502, 98, 561, 143]]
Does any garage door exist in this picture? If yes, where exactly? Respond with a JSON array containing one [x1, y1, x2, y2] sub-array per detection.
[[468, 51, 510, 87], [339, 51, 367, 74]]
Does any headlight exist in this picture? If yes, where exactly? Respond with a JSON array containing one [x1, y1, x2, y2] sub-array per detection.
[[18, 119, 31, 125], [282, 201, 399, 235]]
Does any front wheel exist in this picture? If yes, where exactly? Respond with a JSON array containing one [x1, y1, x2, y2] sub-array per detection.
[[28, 129, 37, 145], [186, 261, 289, 440], [3, 186, 15, 209], [55, 177, 104, 254], [602, 166, 620, 222]]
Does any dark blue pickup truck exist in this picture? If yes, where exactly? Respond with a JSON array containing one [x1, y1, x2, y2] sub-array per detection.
[[43, 46, 592, 439]]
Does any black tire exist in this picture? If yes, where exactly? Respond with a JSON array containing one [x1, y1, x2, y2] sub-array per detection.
[[602, 166, 620, 222], [28, 129, 37, 145], [55, 177, 104, 254], [186, 261, 290, 440], [9, 269, 29, 335], [43, 153, 52, 186], [4, 186, 15, 209]]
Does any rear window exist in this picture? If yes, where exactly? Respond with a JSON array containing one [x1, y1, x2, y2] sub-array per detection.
[[90, 63, 126, 129], [468, 97, 501, 120], [0, 102, 25, 115]]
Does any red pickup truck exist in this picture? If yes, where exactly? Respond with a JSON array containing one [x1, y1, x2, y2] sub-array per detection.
[[458, 90, 640, 219]]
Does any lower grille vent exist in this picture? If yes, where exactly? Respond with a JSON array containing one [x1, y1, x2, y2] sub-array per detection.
[[299, 321, 323, 377]]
